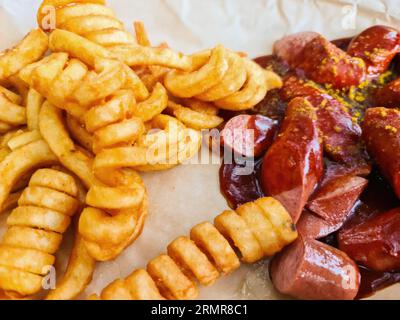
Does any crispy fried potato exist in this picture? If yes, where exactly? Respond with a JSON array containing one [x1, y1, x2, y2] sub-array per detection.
[[0, 94, 26, 126], [134, 21, 151, 47], [46, 234, 96, 300], [38, 1, 107, 30], [91, 197, 297, 300], [0, 86, 22, 105], [39, 101, 98, 188], [26, 89, 44, 130], [214, 210, 264, 263], [167, 237, 219, 286], [125, 269, 165, 300], [164, 45, 229, 98], [190, 222, 240, 274], [195, 51, 247, 101], [254, 197, 298, 244], [147, 254, 198, 300], [49, 29, 110, 67], [236, 201, 282, 255], [0, 140, 58, 210], [133, 83, 168, 122], [73, 58, 126, 108], [7, 131, 42, 151], [66, 115, 93, 152], [0, 169, 79, 296], [0, 29, 48, 82], [101, 279, 132, 300], [167, 100, 223, 130], [110, 45, 191, 71], [215, 60, 281, 110]]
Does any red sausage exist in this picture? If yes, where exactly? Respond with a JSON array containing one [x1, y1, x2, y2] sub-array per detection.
[[221, 115, 277, 158], [273, 31, 320, 66], [261, 97, 323, 222], [363, 107, 400, 198], [270, 235, 360, 300], [281, 76, 368, 166], [308, 94, 365, 165], [280, 75, 321, 102], [348, 25, 400, 76], [374, 77, 400, 108], [307, 175, 368, 224], [296, 210, 340, 239], [338, 207, 400, 272], [296, 35, 366, 88]]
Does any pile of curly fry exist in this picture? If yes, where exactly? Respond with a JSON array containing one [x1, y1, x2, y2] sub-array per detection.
[[0, 0, 287, 300]]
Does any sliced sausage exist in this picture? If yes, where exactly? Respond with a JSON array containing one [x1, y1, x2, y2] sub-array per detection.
[[348, 25, 400, 76], [374, 77, 400, 108], [294, 35, 366, 89], [308, 94, 366, 166], [338, 207, 400, 272], [271, 235, 360, 300], [261, 97, 323, 223], [281, 76, 368, 167], [307, 175, 368, 223], [221, 114, 277, 158], [296, 209, 340, 239], [280, 75, 321, 102], [363, 107, 400, 198], [273, 31, 320, 66]]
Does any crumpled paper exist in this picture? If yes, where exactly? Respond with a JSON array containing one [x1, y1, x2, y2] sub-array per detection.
[[0, 0, 399, 300]]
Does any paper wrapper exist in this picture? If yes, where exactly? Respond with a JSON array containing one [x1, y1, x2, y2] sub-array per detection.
[[0, 0, 399, 300]]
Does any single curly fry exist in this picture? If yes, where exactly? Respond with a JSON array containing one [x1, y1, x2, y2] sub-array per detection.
[[49, 29, 110, 67], [0, 29, 48, 82], [195, 51, 247, 101], [214, 59, 269, 110], [167, 100, 223, 130], [0, 169, 79, 296], [133, 83, 168, 122], [164, 45, 229, 98], [90, 197, 298, 300], [110, 45, 192, 71]]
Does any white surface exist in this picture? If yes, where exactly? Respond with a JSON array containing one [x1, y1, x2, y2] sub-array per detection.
[[0, 0, 399, 300]]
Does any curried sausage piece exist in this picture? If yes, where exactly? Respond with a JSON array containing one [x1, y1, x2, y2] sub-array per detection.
[[348, 25, 400, 76], [338, 207, 400, 272], [221, 114, 277, 158], [374, 77, 400, 108], [276, 35, 366, 89], [273, 32, 320, 66], [363, 107, 400, 198], [295, 35, 366, 89], [261, 97, 323, 223], [280, 76, 368, 166], [270, 235, 360, 300], [307, 175, 368, 224], [307, 94, 366, 165]]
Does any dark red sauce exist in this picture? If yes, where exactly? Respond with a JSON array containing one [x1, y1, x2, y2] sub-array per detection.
[[219, 158, 265, 209], [219, 36, 400, 298]]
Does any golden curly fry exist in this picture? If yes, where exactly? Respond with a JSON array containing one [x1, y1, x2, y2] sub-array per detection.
[[167, 100, 223, 130], [26, 89, 44, 131], [0, 29, 48, 82], [46, 233, 96, 300], [89, 197, 297, 300], [0, 140, 58, 211], [39, 101, 148, 262], [164, 46, 282, 110], [164, 45, 229, 98], [0, 169, 79, 296], [0, 93, 26, 126], [66, 115, 94, 152]]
